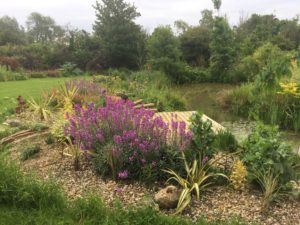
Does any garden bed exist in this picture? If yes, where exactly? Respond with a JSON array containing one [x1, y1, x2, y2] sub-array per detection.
[[6, 136, 300, 225]]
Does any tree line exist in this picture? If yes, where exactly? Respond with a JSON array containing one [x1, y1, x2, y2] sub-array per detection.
[[0, 0, 300, 83]]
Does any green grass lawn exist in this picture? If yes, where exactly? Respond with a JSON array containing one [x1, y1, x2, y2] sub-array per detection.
[[0, 76, 89, 120]]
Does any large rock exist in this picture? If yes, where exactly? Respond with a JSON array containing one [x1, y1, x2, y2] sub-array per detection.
[[5, 119, 22, 127], [154, 185, 180, 209]]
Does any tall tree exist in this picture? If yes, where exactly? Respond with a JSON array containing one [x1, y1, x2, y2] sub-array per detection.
[[93, 0, 144, 69], [0, 16, 26, 45], [210, 17, 236, 81], [180, 26, 211, 67], [147, 26, 181, 62], [174, 20, 190, 35], [199, 10, 214, 30], [212, 0, 222, 13], [26, 12, 65, 44]]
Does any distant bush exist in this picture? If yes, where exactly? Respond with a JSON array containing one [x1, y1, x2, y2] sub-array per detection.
[[0, 66, 28, 82], [59, 62, 83, 76], [46, 70, 61, 77], [29, 71, 47, 78]]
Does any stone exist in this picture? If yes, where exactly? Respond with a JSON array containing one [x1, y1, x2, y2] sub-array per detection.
[[154, 185, 180, 209], [6, 119, 21, 127]]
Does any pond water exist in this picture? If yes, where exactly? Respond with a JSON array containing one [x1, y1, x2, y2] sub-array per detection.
[[175, 83, 300, 152]]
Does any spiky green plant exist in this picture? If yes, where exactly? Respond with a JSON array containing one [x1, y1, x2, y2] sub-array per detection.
[[254, 169, 283, 210], [28, 93, 55, 121], [65, 137, 82, 171], [163, 152, 227, 214]]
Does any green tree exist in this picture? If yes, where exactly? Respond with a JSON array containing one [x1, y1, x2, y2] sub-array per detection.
[[0, 16, 26, 45], [174, 20, 190, 35], [180, 26, 210, 67], [26, 12, 65, 44], [199, 10, 214, 30], [93, 0, 144, 69], [210, 17, 236, 81], [253, 43, 291, 88], [212, 0, 222, 13], [147, 26, 181, 62], [68, 29, 102, 70]]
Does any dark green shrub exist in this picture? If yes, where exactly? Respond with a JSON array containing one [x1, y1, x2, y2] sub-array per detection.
[[45, 135, 55, 145], [21, 145, 41, 161]]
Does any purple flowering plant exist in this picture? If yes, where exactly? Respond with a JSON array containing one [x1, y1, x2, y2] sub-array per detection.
[[65, 97, 192, 181]]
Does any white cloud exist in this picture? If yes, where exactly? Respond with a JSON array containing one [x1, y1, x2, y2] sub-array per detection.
[[0, 0, 299, 32]]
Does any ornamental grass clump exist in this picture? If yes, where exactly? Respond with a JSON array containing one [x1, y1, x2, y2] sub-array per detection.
[[65, 97, 192, 181]]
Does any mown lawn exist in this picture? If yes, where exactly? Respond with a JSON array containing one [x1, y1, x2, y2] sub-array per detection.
[[0, 76, 89, 119]]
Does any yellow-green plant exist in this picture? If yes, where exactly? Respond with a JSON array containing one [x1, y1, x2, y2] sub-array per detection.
[[28, 93, 55, 121], [230, 159, 247, 191], [58, 83, 78, 117], [163, 153, 227, 214], [255, 169, 283, 210], [50, 117, 68, 143]]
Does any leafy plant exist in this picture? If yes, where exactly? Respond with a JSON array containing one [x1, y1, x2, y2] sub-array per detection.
[[163, 152, 227, 214], [21, 145, 41, 161], [189, 112, 215, 158], [242, 123, 299, 186]]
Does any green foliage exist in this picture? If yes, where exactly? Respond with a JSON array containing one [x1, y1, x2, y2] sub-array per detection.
[[95, 70, 186, 111], [0, 16, 26, 45], [212, 0, 222, 11], [253, 43, 292, 88], [26, 12, 65, 44], [59, 62, 83, 76], [0, 158, 66, 210], [94, 0, 144, 69], [180, 26, 211, 67], [0, 66, 28, 82], [242, 123, 299, 185], [0, 156, 246, 224], [254, 169, 284, 209], [148, 26, 181, 62], [65, 137, 82, 171], [45, 134, 55, 145], [210, 17, 236, 82], [21, 145, 41, 161], [28, 92, 55, 121], [189, 112, 216, 158], [164, 152, 227, 214], [214, 130, 238, 152]]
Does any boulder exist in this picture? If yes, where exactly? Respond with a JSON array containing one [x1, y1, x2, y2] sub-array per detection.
[[6, 119, 21, 127], [154, 185, 180, 209]]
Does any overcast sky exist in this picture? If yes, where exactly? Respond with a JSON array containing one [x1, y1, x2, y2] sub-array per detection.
[[0, 0, 299, 32]]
